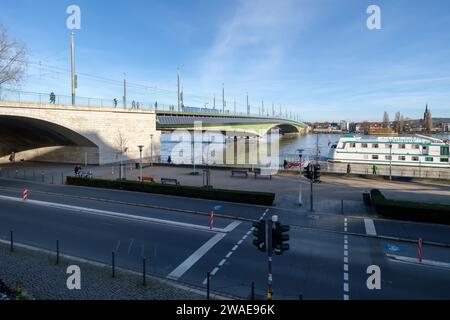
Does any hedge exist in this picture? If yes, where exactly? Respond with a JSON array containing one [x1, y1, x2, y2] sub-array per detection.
[[370, 189, 450, 225], [67, 177, 275, 206]]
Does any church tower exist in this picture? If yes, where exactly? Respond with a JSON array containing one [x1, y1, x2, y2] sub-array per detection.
[[423, 105, 433, 132]]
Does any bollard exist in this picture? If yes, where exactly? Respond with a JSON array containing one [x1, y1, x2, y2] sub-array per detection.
[[418, 238, 423, 263], [341, 200, 344, 215], [56, 240, 60, 265], [251, 282, 255, 300], [206, 272, 211, 300], [112, 251, 116, 278], [51, 172, 54, 184], [143, 258, 147, 286], [61, 172, 64, 184], [10, 231, 13, 252]]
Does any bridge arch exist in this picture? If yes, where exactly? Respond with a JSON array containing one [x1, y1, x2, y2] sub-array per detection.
[[0, 115, 100, 164]]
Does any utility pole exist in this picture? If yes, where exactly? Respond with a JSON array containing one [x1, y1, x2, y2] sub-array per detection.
[[247, 93, 250, 115], [262, 100, 265, 116], [123, 73, 127, 109], [177, 68, 180, 112], [213, 94, 216, 110], [222, 83, 225, 114], [70, 32, 76, 106], [272, 103, 275, 117]]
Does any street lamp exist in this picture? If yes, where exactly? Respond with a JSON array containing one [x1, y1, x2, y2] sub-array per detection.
[[297, 149, 304, 207], [150, 134, 154, 166], [389, 141, 393, 181], [138, 145, 144, 182]]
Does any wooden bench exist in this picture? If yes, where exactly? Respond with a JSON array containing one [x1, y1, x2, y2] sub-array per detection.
[[231, 170, 248, 178], [161, 178, 180, 185], [254, 168, 272, 180], [139, 176, 155, 183]]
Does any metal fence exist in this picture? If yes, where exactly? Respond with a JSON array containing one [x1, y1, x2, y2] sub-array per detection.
[[0, 88, 293, 119]]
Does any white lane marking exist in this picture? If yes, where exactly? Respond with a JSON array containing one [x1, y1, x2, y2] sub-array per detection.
[[218, 259, 226, 267], [344, 264, 348, 272], [344, 218, 348, 222], [344, 283, 349, 293], [344, 273, 349, 281], [114, 240, 121, 253], [387, 254, 450, 270], [344, 257, 348, 263], [344, 250, 348, 257], [226, 252, 233, 259], [167, 233, 226, 280], [344, 235, 348, 240], [242, 235, 248, 240], [344, 294, 349, 301], [232, 245, 238, 251], [0, 195, 239, 234], [246, 231, 252, 236], [223, 221, 241, 233], [344, 245, 348, 250], [344, 227, 348, 232], [238, 240, 244, 245], [364, 219, 377, 236], [127, 239, 135, 254], [344, 239, 348, 245], [211, 267, 220, 276]]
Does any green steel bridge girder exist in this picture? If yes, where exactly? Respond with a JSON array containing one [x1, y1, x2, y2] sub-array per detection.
[[157, 121, 308, 137]]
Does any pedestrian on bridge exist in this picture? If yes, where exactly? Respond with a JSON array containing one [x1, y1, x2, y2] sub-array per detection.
[[49, 92, 56, 104], [113, 98, 118, 108]]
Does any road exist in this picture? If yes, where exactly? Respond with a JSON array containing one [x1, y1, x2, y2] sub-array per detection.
[[0, 178, 449, 300]]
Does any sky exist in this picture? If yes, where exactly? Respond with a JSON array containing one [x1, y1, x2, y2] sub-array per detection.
[[0, 0, 449, 122]]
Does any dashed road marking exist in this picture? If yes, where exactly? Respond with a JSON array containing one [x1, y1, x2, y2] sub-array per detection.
[[202, 208, 269, 286]]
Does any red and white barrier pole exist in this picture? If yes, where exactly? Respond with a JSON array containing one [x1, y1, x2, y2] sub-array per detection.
[[418, 238, 423, 263], [22, 189, 29, 201], [209, 210, 214, 230]]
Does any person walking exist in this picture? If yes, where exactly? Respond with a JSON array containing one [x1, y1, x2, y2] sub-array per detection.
[[136, 101, 140, 109], [372, 164, 378, 175], [113, 98, 118, 108], [132, 100, 136, 109], [168, 155, 172, 166], [347, 163, 352, 175], [9, 152, 15, 163], [49, 92, 56, 104]]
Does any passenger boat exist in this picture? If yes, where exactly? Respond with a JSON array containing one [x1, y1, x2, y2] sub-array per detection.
[[328, 135, 450, 168]]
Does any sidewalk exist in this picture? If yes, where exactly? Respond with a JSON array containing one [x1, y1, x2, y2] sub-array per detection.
[[0, 242, 203, 300]]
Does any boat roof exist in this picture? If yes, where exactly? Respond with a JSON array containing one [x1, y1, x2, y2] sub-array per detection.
[[337, 134, 446, 145]]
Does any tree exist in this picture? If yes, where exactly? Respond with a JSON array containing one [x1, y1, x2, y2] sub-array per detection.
[[0, 26, 27, 86], [399, 114, 405, 133], [383, 111, 390, 129]]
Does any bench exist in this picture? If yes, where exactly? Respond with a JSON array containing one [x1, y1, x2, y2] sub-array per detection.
[[231, 170, 248, 178], [254, 168, 272, 180], [79, 171, 93, 179], [161, 178, 180, 185], [139, 176, 155, 183]]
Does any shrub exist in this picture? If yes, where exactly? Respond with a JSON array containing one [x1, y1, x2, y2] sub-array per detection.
[[67, 177, 275, 206], [370, 189, 450, 225]]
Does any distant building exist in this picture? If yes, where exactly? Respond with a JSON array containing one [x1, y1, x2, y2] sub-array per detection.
[[340, 120, 349, 131]]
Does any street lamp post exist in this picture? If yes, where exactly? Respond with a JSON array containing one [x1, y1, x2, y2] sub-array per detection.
[[297, 149, 304, 207], [389, 141, 393, 181], [138, 145, 144, 182], [150, 134, 154, 166]]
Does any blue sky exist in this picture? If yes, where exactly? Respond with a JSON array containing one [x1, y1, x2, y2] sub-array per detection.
[[1, 0, 449, 121]]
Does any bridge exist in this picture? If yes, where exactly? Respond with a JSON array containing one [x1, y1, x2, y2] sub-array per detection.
[[156, 111, 308, 137], [0, 89, 308, 165]]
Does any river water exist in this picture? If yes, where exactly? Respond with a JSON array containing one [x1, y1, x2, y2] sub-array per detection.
[[160, 132, 450, 166]]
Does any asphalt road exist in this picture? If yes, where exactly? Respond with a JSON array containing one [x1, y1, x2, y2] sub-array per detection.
[[0, 178, 449, 300]]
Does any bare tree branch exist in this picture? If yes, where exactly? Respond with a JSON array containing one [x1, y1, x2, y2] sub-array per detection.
[[0, 25, 28, 86]]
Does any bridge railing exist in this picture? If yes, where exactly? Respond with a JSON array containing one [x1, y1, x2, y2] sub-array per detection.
[[0, 88, 298, 120]]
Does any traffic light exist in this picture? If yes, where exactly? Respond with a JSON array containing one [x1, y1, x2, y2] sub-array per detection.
[[252, 220, 266, 252], [273, 222, 290, 255], [313, 165, 321, 182], [303, 164, 313, 180]]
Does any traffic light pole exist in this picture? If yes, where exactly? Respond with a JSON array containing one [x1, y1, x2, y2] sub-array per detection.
[[266, 219, 273, 300]]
